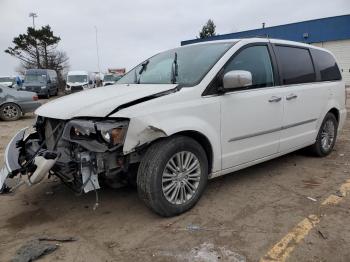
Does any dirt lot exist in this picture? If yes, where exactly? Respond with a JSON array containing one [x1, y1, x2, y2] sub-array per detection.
[[0, 94, 350, 262]]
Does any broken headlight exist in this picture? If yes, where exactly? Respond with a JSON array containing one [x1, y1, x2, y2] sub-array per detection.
[[62, 119, 129, 151], [97, 122, 128, 146]]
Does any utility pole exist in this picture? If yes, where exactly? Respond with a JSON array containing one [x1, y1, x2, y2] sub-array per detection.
[[95, 26, 101, 74], [29, 12, 40, 68], [29, 12, 38, 28]]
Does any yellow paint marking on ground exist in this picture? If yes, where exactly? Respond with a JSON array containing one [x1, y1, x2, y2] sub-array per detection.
[[260, 178, 350, 261], [321, 179, 350, 206], [321, 194, 343, 206], [339, 179, 350, 196], [259, 215, 320, 262]]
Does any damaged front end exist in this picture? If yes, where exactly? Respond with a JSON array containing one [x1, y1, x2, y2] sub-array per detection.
[[0, 116, 130, 196]]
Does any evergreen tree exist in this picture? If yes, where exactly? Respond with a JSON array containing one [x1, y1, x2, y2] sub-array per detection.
[[199, 19, 216, 39]]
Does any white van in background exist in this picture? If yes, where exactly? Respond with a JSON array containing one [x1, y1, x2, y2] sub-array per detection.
[[65, 71, 95, 93]]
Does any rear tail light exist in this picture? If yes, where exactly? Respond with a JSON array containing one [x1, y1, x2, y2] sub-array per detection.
[[33, 95, 38, 101]]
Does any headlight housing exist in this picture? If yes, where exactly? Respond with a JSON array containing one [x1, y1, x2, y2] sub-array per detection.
[[96, 121, 128, 146], [62, 119, 129, 152]]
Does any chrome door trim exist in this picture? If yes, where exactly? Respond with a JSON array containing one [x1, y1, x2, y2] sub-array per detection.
[[228, 118, 317, 142]]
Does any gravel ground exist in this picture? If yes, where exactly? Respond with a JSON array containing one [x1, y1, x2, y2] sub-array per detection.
[[0, 93, 349, 262]]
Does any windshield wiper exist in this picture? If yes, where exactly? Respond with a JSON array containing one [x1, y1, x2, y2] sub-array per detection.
[[171, 52, 178, 84], [134, 60, 149, 84]]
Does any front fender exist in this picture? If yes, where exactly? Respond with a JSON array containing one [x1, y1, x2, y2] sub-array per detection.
[[123, 115, 221, 173]]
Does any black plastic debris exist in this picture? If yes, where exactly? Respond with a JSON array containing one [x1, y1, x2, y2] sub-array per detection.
[[11, 236, 77, 262], [11, 240, 57, 262]]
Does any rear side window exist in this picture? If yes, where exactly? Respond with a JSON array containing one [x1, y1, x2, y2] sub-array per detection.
[[311, 49, 342, 81], [275, 46, 316, 85]]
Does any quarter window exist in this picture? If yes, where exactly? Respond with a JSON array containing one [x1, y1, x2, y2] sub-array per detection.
[[311, 49, 342, 81], [224, 45, 274, 89], [275, 46, 316, 85]]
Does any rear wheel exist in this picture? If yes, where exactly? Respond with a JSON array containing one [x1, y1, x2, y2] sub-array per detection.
[[309, 113, 338, 157], [0, 103, 22, 121], [137, 136, 208, 217]]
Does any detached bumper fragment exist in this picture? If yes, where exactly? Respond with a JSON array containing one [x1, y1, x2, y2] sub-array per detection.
[[0, 128, 27, 192], [0, 128, 59, 194]]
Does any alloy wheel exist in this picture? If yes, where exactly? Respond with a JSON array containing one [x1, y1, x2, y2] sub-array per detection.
[[3, 104, 19, 120], [162, 151, 201, 205], [321, 119, 335, 152]]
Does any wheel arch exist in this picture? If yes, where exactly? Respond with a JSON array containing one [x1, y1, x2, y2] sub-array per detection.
[[328, 107, 340, 123], [0, 101, 23, 112], [172, 130, 214, 174]]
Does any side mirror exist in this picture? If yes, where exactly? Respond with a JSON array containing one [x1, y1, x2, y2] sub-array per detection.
[[222, 70, 252, 90], [89, 80, 93, 85]]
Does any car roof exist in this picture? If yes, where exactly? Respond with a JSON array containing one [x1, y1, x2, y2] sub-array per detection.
[[68, 70, 89, 75], [26, 69, 54, 74], [185, 37, 331, 54]]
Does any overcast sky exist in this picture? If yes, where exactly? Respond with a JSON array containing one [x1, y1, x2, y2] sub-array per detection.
[[1, 0, 349, 75]]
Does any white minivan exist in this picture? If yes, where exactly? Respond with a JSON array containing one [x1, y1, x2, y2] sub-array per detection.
[[0, 38, 346, 216], [65, 70, 95, 93]]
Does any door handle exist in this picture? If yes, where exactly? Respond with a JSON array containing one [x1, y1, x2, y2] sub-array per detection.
[[269, 96, 282, 102], [286, 94, 298, 100]]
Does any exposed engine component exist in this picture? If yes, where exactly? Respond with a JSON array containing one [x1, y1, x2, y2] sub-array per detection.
[[1, 117, 132, 207]]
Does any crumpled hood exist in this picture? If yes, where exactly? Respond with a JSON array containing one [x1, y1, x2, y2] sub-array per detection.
[[35, 84, 177, 119]]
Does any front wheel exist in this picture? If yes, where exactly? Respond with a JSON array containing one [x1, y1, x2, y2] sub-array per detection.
[[137, 136, 208, 217], [309, 113, 338, 157], [0, 103, 22, 121], [45, 91, 50, 99]]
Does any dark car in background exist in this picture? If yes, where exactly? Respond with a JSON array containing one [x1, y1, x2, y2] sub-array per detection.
[[22, 69, 58, 98], [0, 84, 41, 121]]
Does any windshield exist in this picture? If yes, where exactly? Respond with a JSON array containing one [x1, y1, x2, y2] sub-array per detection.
[[25, 74, 46, 83], [114, 75, 122, 81], [118, 42, 234, 86], [0, 77, 15, 83], [104, 75, 114, 81], [68, 75, 88, 83]]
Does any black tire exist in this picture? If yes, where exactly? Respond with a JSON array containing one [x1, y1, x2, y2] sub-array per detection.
[[137, 136, 208, 217], [309, 113, 338, 157], [0, 103, 22, 121], [45, 91, 50, 99]]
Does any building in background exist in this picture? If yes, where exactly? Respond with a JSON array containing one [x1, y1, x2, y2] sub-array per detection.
[[108, 68, 126, 76], [182, 15, 350, 86]]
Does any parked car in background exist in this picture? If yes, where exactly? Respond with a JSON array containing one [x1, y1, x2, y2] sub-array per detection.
[[0, 76, 16, 88], [102, 74, 121, 86], [65, 71, 95, 93], [0, 38, 346, 217], [22, 69, 58, 98], [0, 84, 40, 121]]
